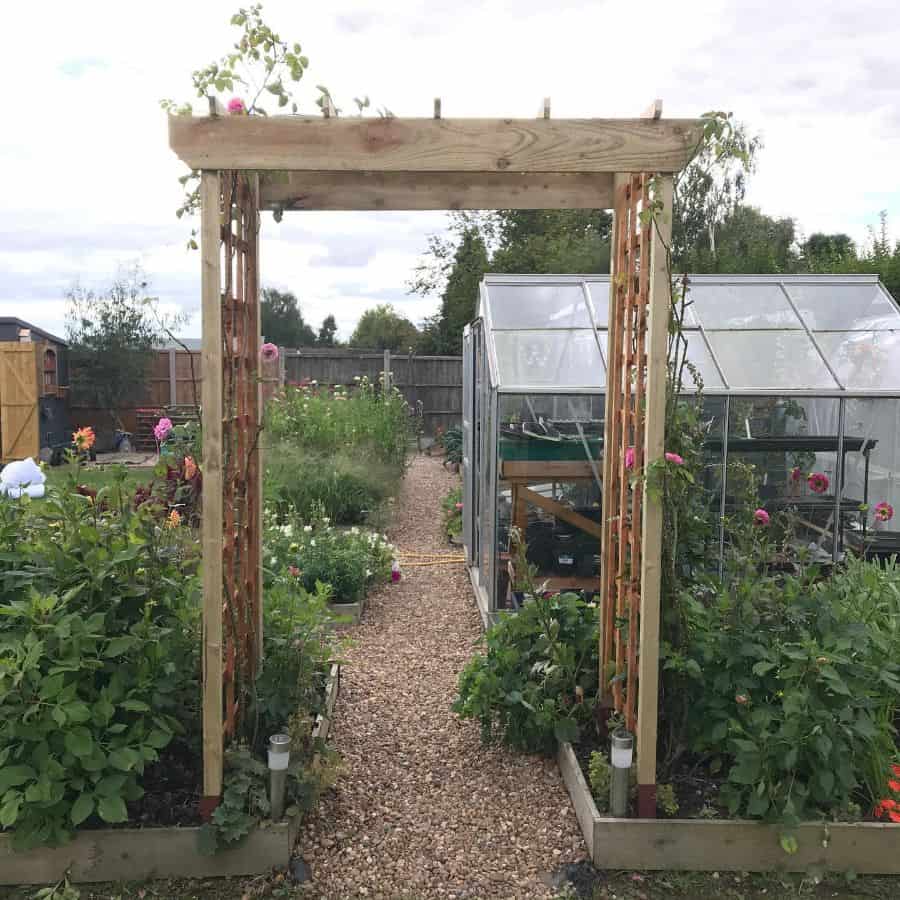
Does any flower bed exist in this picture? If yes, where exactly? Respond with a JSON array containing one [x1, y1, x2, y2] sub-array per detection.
[[0, 435, 342, 869]]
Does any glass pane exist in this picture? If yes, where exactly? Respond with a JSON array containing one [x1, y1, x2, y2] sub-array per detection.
[[681, 331, 726, 390], [705, 331, 839, 390], [487, 283, 593, 329], [842, 398, 900, 560], [785, 282, 900, 330], [493, 330, 605, 388], [688, 283, 801, 328], [584, 280, 609, 328], [813, 331, 900, 391]]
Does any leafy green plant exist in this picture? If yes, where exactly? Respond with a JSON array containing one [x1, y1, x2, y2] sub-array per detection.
[[264, 510, 392, 604], [441, 486, 463, 539], [588, 751, 611, 813], [266, 377, 410, 471], [265, 445, 396, 525], [454, 533, 598, 753], [657, 783, 679, 817], [0, 474, 200, 849], [442, 425, 463, 465]]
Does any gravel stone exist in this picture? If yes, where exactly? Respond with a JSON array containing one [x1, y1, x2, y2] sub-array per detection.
[[299, 455, 587, 898]]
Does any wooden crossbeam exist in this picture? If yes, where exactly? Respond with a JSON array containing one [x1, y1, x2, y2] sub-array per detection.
[[520, 487, 603, 540], [259, 170, 614, 212], [169, 114, 703, 173]]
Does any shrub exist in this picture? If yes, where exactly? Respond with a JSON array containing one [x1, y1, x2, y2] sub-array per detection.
[[442, 425, 463, 465], [264, 511, 393, 604], [453, 592, 598, 754], [265, 445, 396, 525], [588, 751, 611, 812], [0, 474, 200, 849], [266, 377, 410, 470], [667, 551, 900, 826]]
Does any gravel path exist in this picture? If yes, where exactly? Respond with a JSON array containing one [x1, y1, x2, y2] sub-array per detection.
[[298, 455, 586, 899]]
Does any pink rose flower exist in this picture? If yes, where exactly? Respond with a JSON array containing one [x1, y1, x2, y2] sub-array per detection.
[[624, 447, 635, 470], [227, 97, 246, 114], [753, 508, 770, 526], [807, 472, 829, 494], [665, 452, 684, 466], [261, 342, 279, 362]]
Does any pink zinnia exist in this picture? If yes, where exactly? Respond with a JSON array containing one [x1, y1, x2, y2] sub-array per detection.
[[153, 417, 173, 443], [227, 97, 246, 114], [790, 466, 802, 482], [624, 447, 636, 470], [753, 508, 770, 526], [808, 472, 829, 494], [665, 452, 684, 466], [261, 342, 279, 362], [875, 501, 894, 522]]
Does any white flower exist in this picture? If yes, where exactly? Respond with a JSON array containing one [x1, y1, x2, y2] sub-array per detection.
[[303, 525, 313, 533], [365, 569, 372, 577], [310, 539, 316, 547], [269, 557, 277, 565], [350, 527, 359, 534], [322, 517, 330, 525]]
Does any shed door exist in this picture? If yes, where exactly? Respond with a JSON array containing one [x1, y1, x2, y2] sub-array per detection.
[[0, 342, 39, 461]]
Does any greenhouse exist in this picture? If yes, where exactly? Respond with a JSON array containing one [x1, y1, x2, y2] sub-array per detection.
[[462, 272, 900, 619]]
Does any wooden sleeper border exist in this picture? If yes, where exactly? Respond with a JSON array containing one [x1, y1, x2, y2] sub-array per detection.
[[0, 664, 341, 886], [557, 741, 900, 874]]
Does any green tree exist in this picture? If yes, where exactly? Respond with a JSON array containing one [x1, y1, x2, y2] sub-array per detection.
[[261, 288, 316, 347], [349, 305, 420, 351], [802, 232, 857, 270], [66, 266, 175, 432], [688, 205, 799, 274], [317, 314, 338, 346]]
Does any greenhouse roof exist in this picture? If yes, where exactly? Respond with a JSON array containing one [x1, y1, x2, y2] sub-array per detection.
[[478, 273, 900, 396]]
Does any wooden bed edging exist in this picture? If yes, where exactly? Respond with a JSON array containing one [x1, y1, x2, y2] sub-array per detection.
[[1, 664, 341, 886], [557, 741, 900, 874]]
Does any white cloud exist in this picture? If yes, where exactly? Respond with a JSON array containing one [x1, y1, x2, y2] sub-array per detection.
[[0, 0, 898, 340]]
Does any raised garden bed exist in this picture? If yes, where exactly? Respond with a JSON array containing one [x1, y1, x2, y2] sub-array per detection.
[[328, 597, 365, 625], [557, 741, 900, 874], [1, 665, 340, 885]]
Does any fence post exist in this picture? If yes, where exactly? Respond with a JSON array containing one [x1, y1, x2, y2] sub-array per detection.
[[383, 348, 391, 400], [278, 347, 286, 388], [168, 348, 177, 407]]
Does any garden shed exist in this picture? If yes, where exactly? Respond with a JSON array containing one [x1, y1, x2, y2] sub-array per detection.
[[462, 272, 900, 619]]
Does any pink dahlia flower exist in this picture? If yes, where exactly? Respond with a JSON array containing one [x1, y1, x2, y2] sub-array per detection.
[[153, 417, 173, 443], [227, 97, 246, 114], [624, 447, 635, 470], [665, 452, 684, 465], [875, 501, 894, 522], [807, 472, 830, 494], [261, 342, 279, 362], [753, 508, 770, 526]]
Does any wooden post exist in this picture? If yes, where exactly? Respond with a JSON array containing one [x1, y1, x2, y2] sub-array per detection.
[[600, 173, 628, 702], [168, 348, 177, 406], [636, 174, 673, 817], [199, 170, 224, 816], [250, 174, 264, 665], [383, 348, 391, 400]]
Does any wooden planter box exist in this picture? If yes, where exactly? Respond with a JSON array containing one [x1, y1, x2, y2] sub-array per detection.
[[557, 741, 900, 874], [1, 665, 341, 885], [328, 596, 365, 625]]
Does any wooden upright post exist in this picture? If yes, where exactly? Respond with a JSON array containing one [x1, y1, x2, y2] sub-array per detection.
[[199, 170, 224, 815], [168, 348, 177, 406], [636, 174, 673, 817], [251, 174, 264, 665], [383, 348, 391, 400]]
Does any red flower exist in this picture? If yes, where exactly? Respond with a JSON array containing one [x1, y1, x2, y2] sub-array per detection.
[[288, 565, 301, 578], [892, 764, 900, 778], [890, 810, 900, 824], [888, 779, 900, 793], [808, 472, 830, 494]]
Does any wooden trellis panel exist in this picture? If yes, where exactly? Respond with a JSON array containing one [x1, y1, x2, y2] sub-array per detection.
[[600, 172, 673, 816], [200, 170, 262, 814]]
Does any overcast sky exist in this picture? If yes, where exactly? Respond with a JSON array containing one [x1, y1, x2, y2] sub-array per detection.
[[2, 0, 898, 341]]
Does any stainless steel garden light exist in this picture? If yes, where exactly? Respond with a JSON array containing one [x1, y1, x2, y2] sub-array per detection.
[[610, 728, 633, 818], [268, 733, 291, 821]]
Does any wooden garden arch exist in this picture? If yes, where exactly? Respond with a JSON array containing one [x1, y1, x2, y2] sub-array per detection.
[[168, 104, 703, 818]]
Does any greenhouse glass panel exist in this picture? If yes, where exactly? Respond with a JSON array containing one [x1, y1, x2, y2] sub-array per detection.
[[813, 331, 900, 392], [680, 331, 726, 390], [487, 282, 593, 330], [785, 282, 900, 331], [493, 330, 605, 389], [584, 280, 610, 328], [705, 331, 839, 390], [688, 283, 801, 329]]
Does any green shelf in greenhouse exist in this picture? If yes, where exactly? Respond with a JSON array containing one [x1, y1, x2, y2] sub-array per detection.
[[499, 436, 602, 461]]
